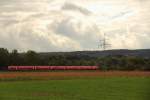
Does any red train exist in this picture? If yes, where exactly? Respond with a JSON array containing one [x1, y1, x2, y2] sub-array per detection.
[[8, 66, 99, 71]]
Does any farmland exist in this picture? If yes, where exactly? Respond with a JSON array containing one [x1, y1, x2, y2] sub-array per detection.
[[0, 71, 150, 100]]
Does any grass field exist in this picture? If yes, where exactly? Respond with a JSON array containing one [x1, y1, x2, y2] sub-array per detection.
[[0, 72, 150, 100]]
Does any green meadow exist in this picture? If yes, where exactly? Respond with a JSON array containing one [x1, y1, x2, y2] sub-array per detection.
[[0, 77, 150, 100]]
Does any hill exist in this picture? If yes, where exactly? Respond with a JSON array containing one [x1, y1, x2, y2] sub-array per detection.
[[39, 49, 150, 58]]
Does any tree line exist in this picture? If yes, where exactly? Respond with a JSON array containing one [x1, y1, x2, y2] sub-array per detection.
[[0, 48, 150, 71]]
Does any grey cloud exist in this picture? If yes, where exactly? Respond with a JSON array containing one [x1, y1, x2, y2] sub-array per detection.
[[0, 0, 150, 51], [0, 13, 21, 26], [18, 32, 58, 52], [137, 0, 149, 3], [50, 18, 100, 49], [0, 0, 50, 5], [0, 0, 53, 13], [62, 3, 92, 15], [106, 25, 150, 49], [22, 12, 51, 22], [0, 19, 19, 27], [0, 15, 81, 52], [0, 5, 39, 13], [0, 23, 75, 52], [130, 24, 150, 35], [111, 10, 132, 19], [53, 18, 77, 37], [0, 33, 57, 52]]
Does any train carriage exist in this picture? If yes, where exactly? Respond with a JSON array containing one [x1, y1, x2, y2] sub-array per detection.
[[8, 66, 99, 71]]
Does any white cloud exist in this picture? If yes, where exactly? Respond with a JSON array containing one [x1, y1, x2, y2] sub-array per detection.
[[0, 0, 150, 52], [61, 2, 92, 15]]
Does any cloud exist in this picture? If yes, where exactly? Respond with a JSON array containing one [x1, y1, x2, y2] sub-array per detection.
[[0, 20, 82, 52], [111, 10, 133, 19], [50, 17, 101, 50], [61, 2, 92, 15], [0, 0, 150, 52]]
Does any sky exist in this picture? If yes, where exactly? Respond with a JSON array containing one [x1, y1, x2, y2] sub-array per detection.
[[0, 0, 150, 52]]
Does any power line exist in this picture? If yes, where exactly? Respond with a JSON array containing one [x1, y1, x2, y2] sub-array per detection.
[[98, 33, 111, 50]]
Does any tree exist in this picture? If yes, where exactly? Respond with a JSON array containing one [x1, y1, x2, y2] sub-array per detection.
[[0, 48, 9, 69], [25, 50, 40, 65], [10, 49, 20, 65]]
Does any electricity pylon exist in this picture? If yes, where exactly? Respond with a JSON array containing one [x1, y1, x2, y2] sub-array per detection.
[[98, 33, 111, 51]]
